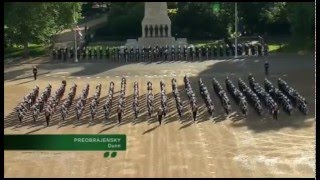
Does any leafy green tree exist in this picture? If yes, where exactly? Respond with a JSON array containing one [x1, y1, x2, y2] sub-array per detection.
[[95, 2, 143, 40], [286, 2, 314, 45], [4, 2, 82, 58]]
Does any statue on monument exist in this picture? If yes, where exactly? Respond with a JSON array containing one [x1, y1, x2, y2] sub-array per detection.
[[126, 2, 188, 48]]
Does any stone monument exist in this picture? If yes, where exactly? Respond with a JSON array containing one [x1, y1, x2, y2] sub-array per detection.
[[125, 2, 187, 48]]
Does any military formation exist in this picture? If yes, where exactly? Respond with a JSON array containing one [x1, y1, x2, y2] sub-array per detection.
[[198, 78, 215, 116], [75, 83, 90, 122], [52, 43, 267, 62], [157, 80, 168, 125], [248, 74, 279, 119], [212, 77, 232, 115], [14, 74, 309, 126], [44, 81, 66, 126], [16, 85, 40, 122], [117, 77, 126, 124], [278, 78, 308, 115], [103, 82, 115, 121], [238, 78, 263, 115], [184, 75, 198, 121], [147, 81, 154, 118], [226, 77, 248, 115], [60, 83, 77, 121], [132, 81, 140, 119], [264, 79, 293, 115], [89, 84, 102, 121], [172, 78, 184, 118]]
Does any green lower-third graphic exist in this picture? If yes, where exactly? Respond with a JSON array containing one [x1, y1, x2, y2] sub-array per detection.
[[4, 134, 126, 158]]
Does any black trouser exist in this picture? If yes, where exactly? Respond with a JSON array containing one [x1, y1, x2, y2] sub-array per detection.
[[178, 109, 182, 117], [158, 115, 162, 125], [45, 115, 50, 126], [118, 113, 122, 124], [193, 110, 197, 121], [34, 73, 37, 80], [273, 110, 278, 120], [265, 67, 269, 75]]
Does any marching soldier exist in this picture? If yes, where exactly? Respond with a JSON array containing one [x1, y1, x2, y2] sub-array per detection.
[[117, 105, 123, 125], [192, 103, 198, 121], [33, 66, 38, 80]]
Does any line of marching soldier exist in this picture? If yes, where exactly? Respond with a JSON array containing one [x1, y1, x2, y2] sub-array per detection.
[[132, 82, 140, 119], [103, 81, 115, 121], [212, 77, 232, 115], [184, 75, 198, 121], [90, 84, 102, 121], [44, 81, 67, 126], [198, 78, 215, 116], [31, 84, 52, 122], [147, 81, 154, 118], [238, 78, 263, 116], [264, 79, 293, 115], [16, 85, 40, 122], [248, 74, 279, 119], [158, 80, 168, 125], [60, 83, 77, 121], [226, 77, 249, 116], [171, 78, 184, 118], [117, 77, 126, 124], [51, 42, 268, 62], [75, 83, 90, 121], [278, 78, 308, 115]]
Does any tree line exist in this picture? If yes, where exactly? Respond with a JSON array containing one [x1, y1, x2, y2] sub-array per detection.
[[95, 2, 314, 45], [4, 2, 314, 58]]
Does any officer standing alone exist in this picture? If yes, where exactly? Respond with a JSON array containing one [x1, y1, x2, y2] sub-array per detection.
[[264, 60, 269, 75], [33, 66, 38, 80]]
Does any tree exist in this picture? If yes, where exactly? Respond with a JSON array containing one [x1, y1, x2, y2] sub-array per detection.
[[286, 2, 314, 45], [4, 2, 82, 58], [95, 2, 144, 40]]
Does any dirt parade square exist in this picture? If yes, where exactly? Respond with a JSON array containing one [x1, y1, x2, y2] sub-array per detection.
[[4, 52, 315, 178], [4, 2, 315, 178]]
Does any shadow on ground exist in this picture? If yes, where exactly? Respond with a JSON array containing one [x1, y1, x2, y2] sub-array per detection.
[[4, 53, 315, 133]]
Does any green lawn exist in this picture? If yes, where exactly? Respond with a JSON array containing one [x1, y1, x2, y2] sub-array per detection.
[[268, 41, 314, 53], [4, 44, 48, 59], [268, 44, 284, 52]]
